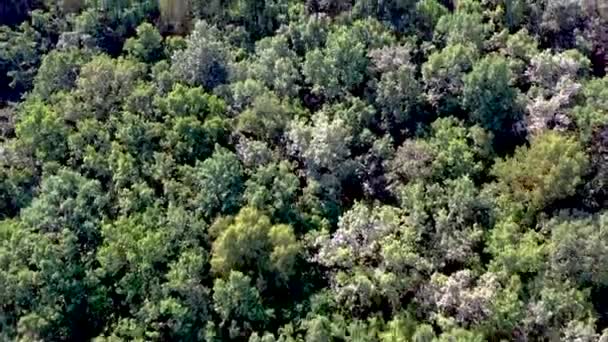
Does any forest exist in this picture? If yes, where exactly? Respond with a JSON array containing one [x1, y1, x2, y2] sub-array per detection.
[[0, 0, 608, 341]]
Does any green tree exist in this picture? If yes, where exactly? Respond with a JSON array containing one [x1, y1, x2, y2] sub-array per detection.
[[573, 76, 608, 142], [0, 144, 36, 218], [492, 132, 589, 219], [426, 117, 491, 180], [32, 47, 90, 98], [0, 220, 106, 341], [522, 279, 596, 340], [304, 315, 333, 342], [181, 146, 244, 219], [303, 25, 368, 99], [66, 118, 112, 180], [415, 0, 448, 39], [248, 34, 301, 98], [388, 117, 492, 188], [213, 271, 270, 333], [64, 55, 145, 121], [434, 11, 488, 50], [503, 29, 539, 87], [369, 44, 421, 129], [171, 20, 231, 90], [236, 92, 297, 144], [211, 207, 299, 282], [96, 211, 171, 307], [398, 176, 489, 268], [379, 313, 418, 342], [0, 21, 48, 96], [244, 161, 301, 224], [487, 218, 546, 275], [15, 99, 68, 163], [124, 22, 163, 63], [156, 84, 228, 163], [422, 44, 477, 114], [411, 324, 436, 342], [21, 169, 108, 248], [96, 206, 206, 313], [462, 54, 521, 133], [164, 246, 212, 327], [548, 212, 608, 287]]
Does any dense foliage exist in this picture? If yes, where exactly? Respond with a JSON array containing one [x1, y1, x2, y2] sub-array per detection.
[[1, 0, 608, 341]]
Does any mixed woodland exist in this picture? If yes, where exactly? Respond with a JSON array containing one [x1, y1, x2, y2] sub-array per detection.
[[1, 0, 608, 340]]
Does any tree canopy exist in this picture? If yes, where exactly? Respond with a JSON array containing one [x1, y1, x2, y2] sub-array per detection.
[[2, 0, 608, 340]]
